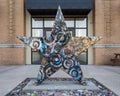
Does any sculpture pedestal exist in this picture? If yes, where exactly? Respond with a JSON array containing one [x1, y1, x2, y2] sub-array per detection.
[[6, 78, 117, 96], [23, 78, 99, 91]]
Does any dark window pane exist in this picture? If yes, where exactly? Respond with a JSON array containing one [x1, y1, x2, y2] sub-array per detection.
[[32, 52, 42, 64]]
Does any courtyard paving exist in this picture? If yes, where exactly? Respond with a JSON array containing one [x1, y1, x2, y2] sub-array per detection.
[[0, 65, 120, 96]]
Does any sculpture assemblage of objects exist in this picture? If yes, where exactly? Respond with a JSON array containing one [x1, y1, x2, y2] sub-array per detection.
[[18, 6, 101, 85]]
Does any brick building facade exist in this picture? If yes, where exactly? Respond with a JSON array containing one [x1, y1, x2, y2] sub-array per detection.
[[0, 0, 120, 65]]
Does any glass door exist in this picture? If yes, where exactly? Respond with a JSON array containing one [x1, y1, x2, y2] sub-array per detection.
[[31, 18, 43, 64], [75, 18, 87, 64]]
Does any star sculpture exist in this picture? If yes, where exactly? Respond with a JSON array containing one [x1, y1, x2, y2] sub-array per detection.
[[18, 6, 101, 85]]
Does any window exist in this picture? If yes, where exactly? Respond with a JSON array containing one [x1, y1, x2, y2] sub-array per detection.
[[75, 18, 87, 37], [44, 18, 54, 27], [31, 17, 88, 64], [65, 18, 74, 27], [76, 18, 86, 28], [32, 18, 43, 28], [46, 31, 52, 41], [32, 29, 43, 37], [76, 29, 87, 37]]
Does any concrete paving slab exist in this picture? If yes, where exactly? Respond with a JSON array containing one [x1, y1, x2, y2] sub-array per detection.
[[0, 65, 120, 96]]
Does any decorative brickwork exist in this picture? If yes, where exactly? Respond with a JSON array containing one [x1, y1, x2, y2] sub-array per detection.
[[0, 0, 25, 65], [94, 0, 120, 65], [8, 0, 15, 42], [104, 0, 112, 43]]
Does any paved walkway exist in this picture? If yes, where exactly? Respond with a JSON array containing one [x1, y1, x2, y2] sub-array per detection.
[[0, 65, 120, 96]]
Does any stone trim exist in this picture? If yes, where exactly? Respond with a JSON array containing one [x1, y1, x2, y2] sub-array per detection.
[[93, 44, 120, 48], [0, 44, 120, 48], [0, 44, 25, 48]]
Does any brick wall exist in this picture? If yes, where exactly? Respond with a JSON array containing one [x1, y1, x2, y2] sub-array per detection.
[[94, 0, 120, 65], [0, 0, 25, 65]]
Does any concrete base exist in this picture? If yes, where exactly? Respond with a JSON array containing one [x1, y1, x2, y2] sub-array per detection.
[[23, 78, 99, 90]]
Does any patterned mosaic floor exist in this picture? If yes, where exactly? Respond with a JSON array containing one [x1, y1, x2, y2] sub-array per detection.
[[5, 78, 118, 96]]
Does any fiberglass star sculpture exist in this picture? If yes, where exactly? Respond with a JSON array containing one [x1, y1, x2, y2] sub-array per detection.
[[18, 6, 101, 84]]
